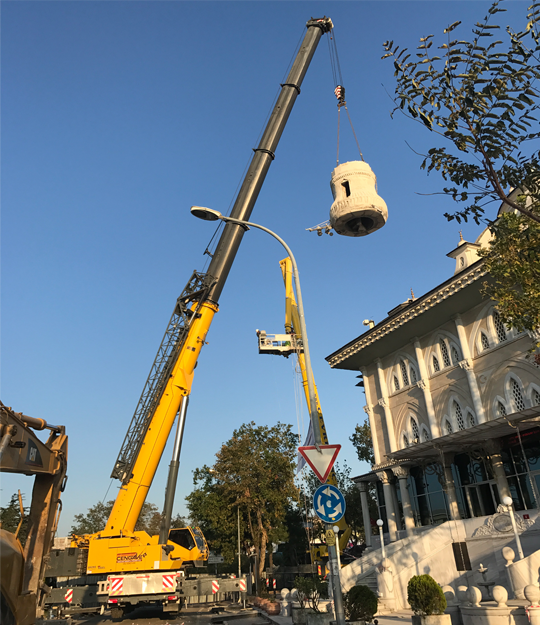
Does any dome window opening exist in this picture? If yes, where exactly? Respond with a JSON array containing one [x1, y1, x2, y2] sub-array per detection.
[[342, 180, 351, 197]]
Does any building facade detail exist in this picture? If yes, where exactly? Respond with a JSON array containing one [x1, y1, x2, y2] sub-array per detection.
[[327, 223, 540, 544]]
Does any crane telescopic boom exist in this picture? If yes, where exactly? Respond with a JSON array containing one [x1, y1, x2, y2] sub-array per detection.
[[82, 17, 333, 573]]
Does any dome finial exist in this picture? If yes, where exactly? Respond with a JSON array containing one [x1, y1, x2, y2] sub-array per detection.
[[459, 230, 464, 243]]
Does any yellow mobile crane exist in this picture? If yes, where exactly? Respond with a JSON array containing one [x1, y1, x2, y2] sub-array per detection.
[[46, 17, 334, 620], [257, 257, 351, 559]]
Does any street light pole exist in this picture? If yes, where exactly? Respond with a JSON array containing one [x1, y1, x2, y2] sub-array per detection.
[[502, 496, 524, 560], [377, 519, 386, 559], [190, 207, 345, 625]]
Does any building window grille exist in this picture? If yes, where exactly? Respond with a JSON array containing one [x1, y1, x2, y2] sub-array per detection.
[[433, 356, 440, 373], [453, 401, 465, 430], [411, 417, 420, 443], [394, 375, 400, 392], [440, 340, 451, 367], [533, 389, 540, 406], [451, 346, 460, 365], [498, 401, 507, 417], [400, 360, 409, 386], [511, 378, 526, 411], [493, 311, 507, 342], [444, 419, 453, 435], [422, 428, 430, 442], [468, 412, 476, 427], [481, 332, 490, 351], [403, 434, 409, 448], [410, 367, 417, 384]]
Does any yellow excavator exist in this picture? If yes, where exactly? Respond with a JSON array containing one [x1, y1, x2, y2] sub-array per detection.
[[257, 257, 351, 560], [0, 402, 68, 625], [45, 17, 334, 620]]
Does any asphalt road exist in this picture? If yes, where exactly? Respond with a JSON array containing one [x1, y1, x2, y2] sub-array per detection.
[[72, 605, 267, 625]]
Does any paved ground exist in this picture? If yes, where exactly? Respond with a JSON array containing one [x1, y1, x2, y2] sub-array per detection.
[[267, 613, 414, 625], [69, 604, 416, 625], [72, 605, 266, 625]]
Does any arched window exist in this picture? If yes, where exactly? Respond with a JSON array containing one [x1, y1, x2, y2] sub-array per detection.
[[493, 310, 507, 342], [533, 389, 540, 406], [440, 340, 451, 367], [498, 401, 507, 417], [393, 375, 400, 392], [444, 419, 453, 435], [410, 417, 420, 443], [410, 367, 417, 384], [453, 401, 465, 430], [403, 434, 409, 448], [480, 332, 490, 351], [468, 412, 476, 427], [451, 346, 460, 365], [421, 428, 430, 442], [433, 355, 440, 373], [510, 378, 526, 411], [400, 360, 409, 386]]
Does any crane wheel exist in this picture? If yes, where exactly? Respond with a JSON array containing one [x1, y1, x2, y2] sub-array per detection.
[[110, 607, 124, 621]]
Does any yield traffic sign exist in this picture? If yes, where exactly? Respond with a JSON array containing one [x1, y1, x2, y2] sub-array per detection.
[[313, 484, 346, 523], [298, 444, 341, 483]]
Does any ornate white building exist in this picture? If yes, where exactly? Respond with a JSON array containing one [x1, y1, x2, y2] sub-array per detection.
[[326, 206, 540, 549]]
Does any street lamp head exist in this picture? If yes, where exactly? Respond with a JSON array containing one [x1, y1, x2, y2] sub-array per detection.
[[376, 519, 384, 527], [502, 496, 513, 507], [190, 206, 223, 221]]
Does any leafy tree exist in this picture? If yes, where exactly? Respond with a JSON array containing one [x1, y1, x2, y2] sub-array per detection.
[[70, 500, 182, 535], [278, 505, 310, 567], [350, 420, 375, 466], [0, 493, 29, 546], [382, 0, 540, 333], [187, 421, 298, 582]]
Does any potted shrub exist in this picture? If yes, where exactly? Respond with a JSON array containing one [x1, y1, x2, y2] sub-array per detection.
[[407, 575, 450, 625], [344, 585, 378, 624], [292, 577, 315, 625], [292, 576, 332, 625]]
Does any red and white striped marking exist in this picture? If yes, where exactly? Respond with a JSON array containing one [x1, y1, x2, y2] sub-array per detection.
[[266, 578, 269, 588], [238, 579, 246, 592], [109, 577, 124, 596], [64, 589, 73, 604], [273, 579, 276, 590], [162, 574, 177, 591], [211, 580, 220, 594]]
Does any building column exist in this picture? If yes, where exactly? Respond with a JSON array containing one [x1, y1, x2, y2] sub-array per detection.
[[377, 471, 398, 543], [453, 315, 487, 423], [375, 359, 397, 452], [392, 466, 415, 535], [390, 481, 402, 532], [361, 368, 382, 465], [413, 339, 441, 438], [485, 440, 511, 500], [356, 481, 373, 548], [442, 453, 461, 521]]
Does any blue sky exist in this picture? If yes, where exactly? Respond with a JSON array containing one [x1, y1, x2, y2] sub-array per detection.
[[2, 1, 530, 535]]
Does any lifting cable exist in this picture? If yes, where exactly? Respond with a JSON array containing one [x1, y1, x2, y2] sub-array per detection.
[[326, 30, 364, 165]]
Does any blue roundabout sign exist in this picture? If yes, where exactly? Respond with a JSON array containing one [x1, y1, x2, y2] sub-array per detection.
[[313, 484, 346, 523]]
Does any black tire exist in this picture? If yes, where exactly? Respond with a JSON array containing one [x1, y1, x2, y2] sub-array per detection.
[[110, 606, 124, 621]]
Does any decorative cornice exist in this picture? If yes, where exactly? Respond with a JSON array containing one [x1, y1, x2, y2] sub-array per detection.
[[363, 405, 373, 415], [417, 379, 428, 390], [328, 264, 487, 368], [378, 398, 388, 408], [458, 359, 473, 371]]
